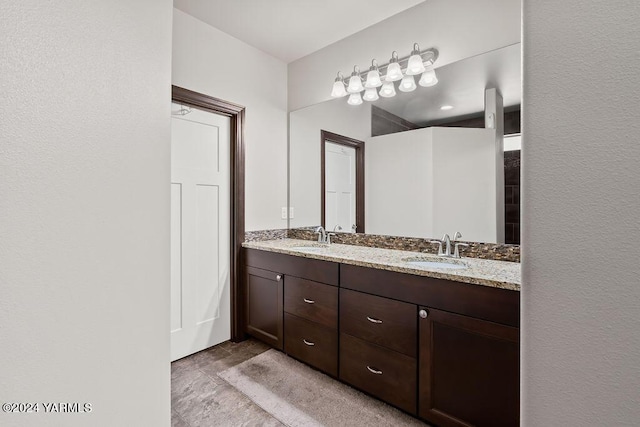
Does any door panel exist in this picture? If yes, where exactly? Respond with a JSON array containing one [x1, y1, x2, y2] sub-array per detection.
[[419, 307, 519, 427], [171, 104, 230, 361], [325, 141, 355, 232]]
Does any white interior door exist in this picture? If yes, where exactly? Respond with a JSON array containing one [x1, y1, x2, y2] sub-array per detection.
[[171, 103, 230, 361], [325, 141, 356, 232]]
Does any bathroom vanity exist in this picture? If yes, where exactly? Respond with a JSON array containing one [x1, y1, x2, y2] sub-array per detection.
[[242, 239, 520, 427]]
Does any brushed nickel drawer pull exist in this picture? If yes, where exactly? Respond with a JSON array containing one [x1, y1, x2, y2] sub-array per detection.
[[303, 339, 315, 346], [303, 298, 315, 304], [367, 316, 383, 324], [367, 366, 383, 375]]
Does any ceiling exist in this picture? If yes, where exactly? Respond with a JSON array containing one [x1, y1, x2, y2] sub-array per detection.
[[372, 43, 522, 126], [173, 0, 426, 63]]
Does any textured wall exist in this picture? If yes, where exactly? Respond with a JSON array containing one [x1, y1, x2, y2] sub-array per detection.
[[522, 1, 640, 424], [172, 9, 289, 231], [0, 1, 172, 426]]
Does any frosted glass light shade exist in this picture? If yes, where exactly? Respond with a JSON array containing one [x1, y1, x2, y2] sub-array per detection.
[[364, 70, 382, 88], [363, 88, 379, 102], [379, 81, 396, 98], [419, 67, 438, 87], [385, 62, 403, 82], [347, 75, 364, 93], [406, 54, 426, 75], [331, 80, 347, 97], [399, 75, 416, 92], [347, 92, 363, 105]]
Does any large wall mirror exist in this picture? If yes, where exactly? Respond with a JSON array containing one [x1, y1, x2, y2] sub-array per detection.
[[289, 42, 521, 245]]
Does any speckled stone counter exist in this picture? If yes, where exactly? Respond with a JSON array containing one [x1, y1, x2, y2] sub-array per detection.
[[242, 239, 521, 292]]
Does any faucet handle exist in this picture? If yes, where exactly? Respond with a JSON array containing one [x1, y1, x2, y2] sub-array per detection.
[[327, 232, 336, 245], [454, 242, 469, 258], [429, 240, 445, 256], [453, 231, 462, 241]]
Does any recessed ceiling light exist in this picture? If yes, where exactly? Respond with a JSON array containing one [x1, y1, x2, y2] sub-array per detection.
[[440, 105, 454, 110]]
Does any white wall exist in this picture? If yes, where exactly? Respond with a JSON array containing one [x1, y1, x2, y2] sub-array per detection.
[[366, 128, 434, 237], [288, 0, 521, 111], [289, 99, 371, 228], [0, 1, 172, 426], [431, 127, 499, 242], [522, 1, 640, 425], [172, 9, 288, 231], [366, 127, 498, 241]]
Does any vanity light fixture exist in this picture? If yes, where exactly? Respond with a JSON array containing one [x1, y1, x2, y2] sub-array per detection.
[[331, 72, 347, 97], [347, 66, 364, 94], [385, 52, 404, 82], [363, 88, 379, 102], [379, 81, 396, 98], [330, 44, 439, 104], [399, 75, 417, 92], [364, 60, 382, 88], [419, 65, 438, 87], [406, 43, 426, 76], [347, 92, 363, 106]]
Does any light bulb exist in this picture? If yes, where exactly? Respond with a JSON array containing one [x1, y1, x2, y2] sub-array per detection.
[[379, 81, 396, 98], [399, 75, 416, 92], [363, 88, 379, 102], [419, 67, 438, 87], [331, 80, 347, 97], [364, 70, 382, 88], [385, 62, 403, 82], [347, 92, 363, 106], [406, 53, 425, 76]]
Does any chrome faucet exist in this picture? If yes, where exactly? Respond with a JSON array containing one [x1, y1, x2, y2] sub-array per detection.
[[443, 233, 452, 257], [315, 226, 326, 243], [333, 225, 342, 232], [429, 232, 467, 258]]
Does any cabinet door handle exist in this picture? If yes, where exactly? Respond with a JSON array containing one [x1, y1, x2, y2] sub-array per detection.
[[303, 298, 315, 304], [276, 275, 282, 281], [303, 339, 315, 346], [367, 366, 383, 375], [367, 316, 383, 324], [419, 309, 428, 319]]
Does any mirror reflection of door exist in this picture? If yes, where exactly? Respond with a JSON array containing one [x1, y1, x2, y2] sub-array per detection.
[[321, 130, 365, 233], [325, 142, 355, 232]]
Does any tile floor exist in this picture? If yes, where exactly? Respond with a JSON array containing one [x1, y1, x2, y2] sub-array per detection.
[[171, 338, 284, 427]]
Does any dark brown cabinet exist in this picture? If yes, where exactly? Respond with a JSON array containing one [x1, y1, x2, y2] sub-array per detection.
[[244, 248, 339, 376], [419, 307, 520, 427], [244, 266, 283, 349], [242, 247, 520, 426]]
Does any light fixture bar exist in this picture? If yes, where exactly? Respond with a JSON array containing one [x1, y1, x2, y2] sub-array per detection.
[[335, 48, 439, 86], [330, 45, 440, 103]]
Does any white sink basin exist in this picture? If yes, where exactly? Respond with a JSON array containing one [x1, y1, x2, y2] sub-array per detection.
[[403, 258, 467, 270]]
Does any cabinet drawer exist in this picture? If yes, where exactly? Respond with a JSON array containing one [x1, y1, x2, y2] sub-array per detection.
[[284, 276, 338, 329], [284, 313, 338, 377], [340, 333, 416, 414], [340, 289, 417, 357]]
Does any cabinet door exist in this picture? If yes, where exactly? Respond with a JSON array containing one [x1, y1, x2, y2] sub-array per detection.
[[245, 266, 283, 349], [419, 308, 519, 427]]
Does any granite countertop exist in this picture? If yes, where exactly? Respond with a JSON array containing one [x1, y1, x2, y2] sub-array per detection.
[[242, 238, 521, 291]]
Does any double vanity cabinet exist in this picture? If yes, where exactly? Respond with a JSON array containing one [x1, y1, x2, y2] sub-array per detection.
[[243, 245, 520, 427]]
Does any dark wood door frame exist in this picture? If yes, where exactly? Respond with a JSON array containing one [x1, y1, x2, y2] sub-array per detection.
[[320, 130, 365, 233], [172, 85, 246, 342]]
